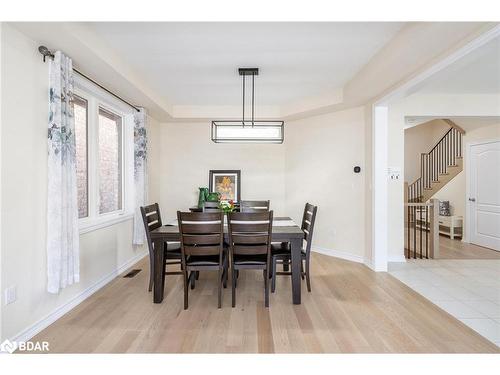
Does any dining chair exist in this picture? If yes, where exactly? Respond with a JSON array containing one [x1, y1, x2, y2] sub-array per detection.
[[227, 211, 273, 307], [177, 211, 228, 309], [240, 200, 270, 213], [141, 203, 182, 292], [203, 201, 220, 212], [271, 203, 318, 293]]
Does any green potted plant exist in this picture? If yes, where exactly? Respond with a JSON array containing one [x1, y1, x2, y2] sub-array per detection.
[[219, 199, 235, 213]]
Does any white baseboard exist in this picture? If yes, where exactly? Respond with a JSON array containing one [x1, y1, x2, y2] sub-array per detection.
[[312, 246, 365, 264], [363, 258, 375, 270], [10, 250, 148, 343]]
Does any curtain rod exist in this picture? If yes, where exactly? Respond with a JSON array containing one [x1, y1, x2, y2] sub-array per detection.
[[38, 46, 141, 113]]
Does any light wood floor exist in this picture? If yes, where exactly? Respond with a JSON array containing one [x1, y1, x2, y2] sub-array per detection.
[[31, 253, 498, 353], [438, 236, 500, 259]]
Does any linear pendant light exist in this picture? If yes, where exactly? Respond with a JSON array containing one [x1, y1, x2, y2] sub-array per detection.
[[211, 68, 284, 144]]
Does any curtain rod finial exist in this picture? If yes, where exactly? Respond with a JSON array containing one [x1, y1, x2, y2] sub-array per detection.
[[38, 46, 54, 62]]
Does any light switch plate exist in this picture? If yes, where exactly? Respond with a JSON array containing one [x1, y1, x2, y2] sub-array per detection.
[[4, 286, 17, 305]]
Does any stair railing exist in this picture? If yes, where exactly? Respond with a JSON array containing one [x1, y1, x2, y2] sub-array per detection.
[[405, 199, 440, 259], [407, 126, 463, 203]]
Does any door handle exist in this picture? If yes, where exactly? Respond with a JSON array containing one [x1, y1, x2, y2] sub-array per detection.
[[469, 198, 476, 202]]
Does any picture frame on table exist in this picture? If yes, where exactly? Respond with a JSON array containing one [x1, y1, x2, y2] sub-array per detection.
[[209, 170, 241, 203]]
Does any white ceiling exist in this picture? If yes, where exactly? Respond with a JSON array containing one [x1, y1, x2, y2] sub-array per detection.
[[415, 36, 500, 95], [87, 22, 404, 107]]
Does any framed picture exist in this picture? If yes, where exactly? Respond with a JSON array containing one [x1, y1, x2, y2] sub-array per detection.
[[209, 170, 241, 202]]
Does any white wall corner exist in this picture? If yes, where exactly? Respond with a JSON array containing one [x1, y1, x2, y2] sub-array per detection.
[[372, 105, 389, 272], [388, 255, 407, 263], [9, 251, 148, 344], [363, 257, 375, 271]]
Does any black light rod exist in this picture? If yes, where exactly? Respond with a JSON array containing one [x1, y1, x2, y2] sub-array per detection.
[[38, 46, 140, 113]]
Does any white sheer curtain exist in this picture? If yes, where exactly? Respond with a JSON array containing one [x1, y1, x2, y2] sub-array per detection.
[[46, 51, 80, 294], [133, 108, 148, 245]]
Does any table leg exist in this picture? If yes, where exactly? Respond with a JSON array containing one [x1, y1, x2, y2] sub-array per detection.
[[153, 238, 165, 303], [282, 242, 290, 272], [290, 238, 302, 304]]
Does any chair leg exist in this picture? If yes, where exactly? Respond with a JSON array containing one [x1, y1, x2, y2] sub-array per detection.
[[223, 256, 228, 288], [283, 259, 289, 272], [183, 271, 189, 310], [231, 266, 236, 308], [271, 257, 277, 293], [301, 260, 305, 280], [190, 271, 196, 290], [234, 265, 238, 288], [195, 271, 200, 280], [264, 267, 270, 308], [305, 258, 311, 292], [148, 254, 154, 292], [218, 268, 222, 308]]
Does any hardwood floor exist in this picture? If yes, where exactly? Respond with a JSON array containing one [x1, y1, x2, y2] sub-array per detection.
[[438, 236, 500, 259], [405, 226, 500, 259], [31, 253, 498, 353]]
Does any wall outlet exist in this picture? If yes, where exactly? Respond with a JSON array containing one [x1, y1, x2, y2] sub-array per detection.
[[4, 285, 17, 305]]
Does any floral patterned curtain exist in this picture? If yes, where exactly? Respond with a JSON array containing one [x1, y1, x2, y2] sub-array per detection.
[[46, 51, 80, 294], [133, 108, 148, 245]]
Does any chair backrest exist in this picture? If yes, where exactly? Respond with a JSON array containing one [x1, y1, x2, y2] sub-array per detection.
[[203, 201, 221, 212], [177, 211, 224, 260], [240, 200, 270, 213], [301, 203, 318, 255], [140, 203, 163, 254], [227, 211, 273, 257]]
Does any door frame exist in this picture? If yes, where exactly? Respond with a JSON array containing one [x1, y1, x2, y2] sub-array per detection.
[[371, 25, 500, 271], [465, 138, 500, 246]]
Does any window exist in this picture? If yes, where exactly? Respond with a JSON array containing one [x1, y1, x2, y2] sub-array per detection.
[[98, 107, 123, 214], [74, 95, 89, 218], [73, 78, 133, 233]]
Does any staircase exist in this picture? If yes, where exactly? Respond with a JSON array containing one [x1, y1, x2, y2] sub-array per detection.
[[407, 120, 465, 203]]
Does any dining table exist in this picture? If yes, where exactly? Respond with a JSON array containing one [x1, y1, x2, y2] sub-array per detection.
[[150, 216, 305, 305]]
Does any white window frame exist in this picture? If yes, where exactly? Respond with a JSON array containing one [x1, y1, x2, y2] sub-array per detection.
[[75, 76, 135, 234]]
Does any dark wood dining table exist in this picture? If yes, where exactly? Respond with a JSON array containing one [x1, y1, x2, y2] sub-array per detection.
[[150, 216, 305, 305]]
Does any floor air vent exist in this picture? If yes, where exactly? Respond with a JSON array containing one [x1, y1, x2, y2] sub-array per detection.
[[123, 269, 141, 278]]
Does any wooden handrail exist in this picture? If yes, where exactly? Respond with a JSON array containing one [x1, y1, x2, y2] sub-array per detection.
[[407, 124, 463, 203], [429, 127, 453, 154], [443, 119, 466, 134]]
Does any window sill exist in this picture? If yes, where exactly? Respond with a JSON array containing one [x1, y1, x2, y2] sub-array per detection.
[[79, 212, 134, 235]]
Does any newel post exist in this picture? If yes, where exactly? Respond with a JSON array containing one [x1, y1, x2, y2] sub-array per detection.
[[429, 199, 440, 258], [404, 182, 409, 225]]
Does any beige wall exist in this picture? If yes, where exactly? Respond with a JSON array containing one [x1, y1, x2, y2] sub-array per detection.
[[0, 24, 155, 341], [156, 122, 286, 223], [404, 120, 451, 184], [0, 22, 3, 341], [285, 107, 366, 260]]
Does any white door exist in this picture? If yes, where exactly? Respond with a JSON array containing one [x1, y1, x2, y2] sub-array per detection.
[[469, 140, 500, 251]]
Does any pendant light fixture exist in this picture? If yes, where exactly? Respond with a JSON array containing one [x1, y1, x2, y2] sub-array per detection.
[[211, 68, 284, 144]]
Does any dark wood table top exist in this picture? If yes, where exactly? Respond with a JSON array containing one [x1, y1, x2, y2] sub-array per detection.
[[150, 216, 304, 240]]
